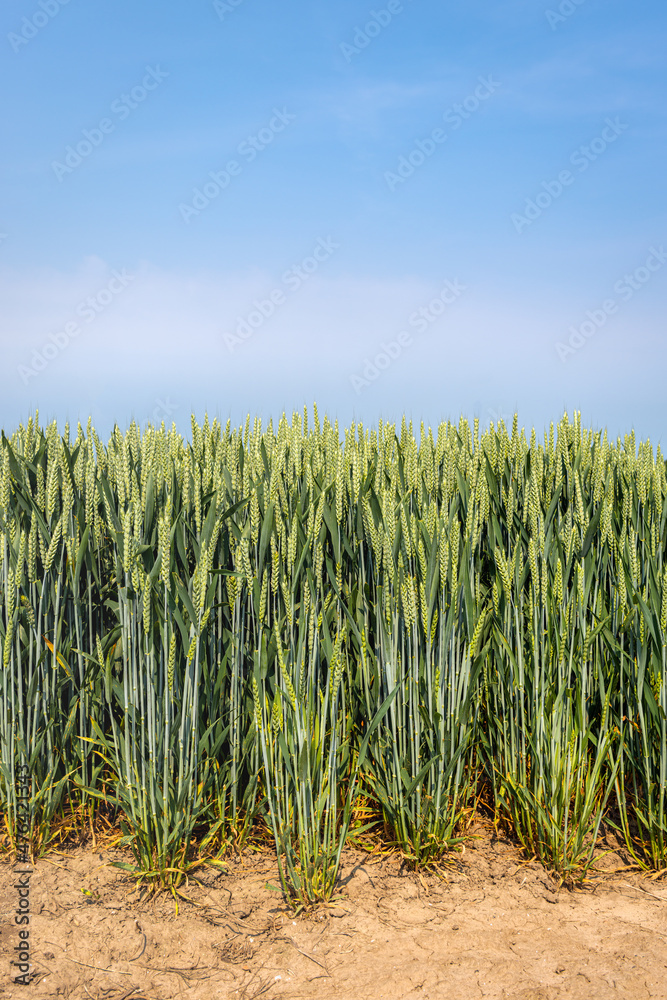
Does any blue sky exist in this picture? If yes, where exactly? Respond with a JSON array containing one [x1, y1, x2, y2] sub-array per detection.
[[1, 0, 666, 444]]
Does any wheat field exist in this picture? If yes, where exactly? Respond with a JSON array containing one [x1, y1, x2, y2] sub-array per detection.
[[1, 408, 665, 906]]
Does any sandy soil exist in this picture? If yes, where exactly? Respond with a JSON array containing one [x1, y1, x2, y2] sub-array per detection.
[[2, 821, 667, 999]]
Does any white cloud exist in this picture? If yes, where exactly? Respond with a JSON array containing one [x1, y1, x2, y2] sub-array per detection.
[[1, 255, 665, 442]]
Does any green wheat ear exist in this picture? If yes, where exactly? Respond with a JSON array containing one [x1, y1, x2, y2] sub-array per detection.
[[0, 408, 666, 883]]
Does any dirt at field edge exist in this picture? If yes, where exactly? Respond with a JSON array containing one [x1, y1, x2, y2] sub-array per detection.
[[1, 821, 667, 999]]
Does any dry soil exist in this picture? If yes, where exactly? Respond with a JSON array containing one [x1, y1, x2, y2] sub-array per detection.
[[2, 821, 667, 999]]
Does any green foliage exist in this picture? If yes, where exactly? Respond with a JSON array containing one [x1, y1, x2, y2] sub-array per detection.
[[1, 409, 666, 897]]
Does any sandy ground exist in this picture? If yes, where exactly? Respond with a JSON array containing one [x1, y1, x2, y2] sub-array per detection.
[[2, 821, 667, 999]]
